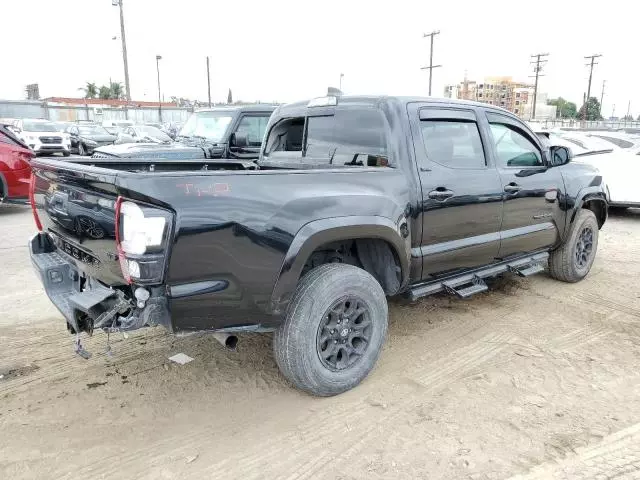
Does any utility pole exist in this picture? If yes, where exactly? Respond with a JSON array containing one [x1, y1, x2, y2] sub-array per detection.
[[600, 79, 606, 113], [339, 73, 344, 91], [583, 54, 602, 119], [206, 56, 212, 107], [421, 30, 441, 96], [626, 100, 631, 118], [112, 0, 131, 102], [156, 55, 162, 123], [529, 53, 549, 120]]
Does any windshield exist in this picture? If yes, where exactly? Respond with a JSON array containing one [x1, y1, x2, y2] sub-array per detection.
[[136, 125, 171, 141], [23, 121, 57, 132], [52, 122, 70, 132], [179, 111, 233, 141], [78, 125, 110, 136]]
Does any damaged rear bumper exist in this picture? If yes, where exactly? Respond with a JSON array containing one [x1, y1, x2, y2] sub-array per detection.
[[29, 232, 171, 334]]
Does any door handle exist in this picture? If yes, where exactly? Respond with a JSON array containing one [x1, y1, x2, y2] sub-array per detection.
[[428, 189, 454, 200], [504, 183, 522, 193]]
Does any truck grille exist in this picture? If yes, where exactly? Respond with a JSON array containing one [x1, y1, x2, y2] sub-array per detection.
[[39, 136, 62, 144], [91, 152, 115, 159]]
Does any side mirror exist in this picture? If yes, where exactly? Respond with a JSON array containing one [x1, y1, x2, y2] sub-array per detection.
[[549, 145, 573, 166], [230, 132, 248, 148]]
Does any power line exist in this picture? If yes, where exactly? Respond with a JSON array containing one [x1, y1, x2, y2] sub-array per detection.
[[584, 54, 602, 119], [529, 53, 549, 120], [421, 30, 441, 96]]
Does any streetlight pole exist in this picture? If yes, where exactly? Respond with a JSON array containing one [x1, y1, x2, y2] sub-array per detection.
[[339, 73, 344, 91], [112, 0, 131, 102], [156, 55, 162, 122]]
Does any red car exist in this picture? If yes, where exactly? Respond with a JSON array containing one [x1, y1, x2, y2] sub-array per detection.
[[0, 124, 33, 203]]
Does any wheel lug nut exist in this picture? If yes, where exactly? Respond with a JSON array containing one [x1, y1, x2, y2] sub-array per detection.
[[334, 340, 338, 344]]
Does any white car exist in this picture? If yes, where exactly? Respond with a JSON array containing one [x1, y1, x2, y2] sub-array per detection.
[[540, 131, 640, 209], [11, 119, 71, 156]]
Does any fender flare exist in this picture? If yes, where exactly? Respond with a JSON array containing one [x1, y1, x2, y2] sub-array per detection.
[[570, 188, 608, 228], [269, 215, 411, 314]]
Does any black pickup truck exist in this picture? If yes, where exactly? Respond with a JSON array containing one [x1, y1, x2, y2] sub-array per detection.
[[28, 95, 607, 396], [91, 104, 276, 161]]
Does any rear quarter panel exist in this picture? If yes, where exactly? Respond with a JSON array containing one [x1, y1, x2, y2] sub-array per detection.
[[117, 168, 412, 331]]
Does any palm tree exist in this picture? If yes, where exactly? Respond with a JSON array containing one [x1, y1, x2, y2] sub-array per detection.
[[109, 82, 124, 100], [98, 85, 112, 100], [79, 82, 98, 99]]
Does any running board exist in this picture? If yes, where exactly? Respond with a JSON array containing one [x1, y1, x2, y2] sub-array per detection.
[[408, 252, 549, 301]]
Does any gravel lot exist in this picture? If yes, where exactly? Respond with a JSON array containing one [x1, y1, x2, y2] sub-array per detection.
[[1, 205, 639, 480]]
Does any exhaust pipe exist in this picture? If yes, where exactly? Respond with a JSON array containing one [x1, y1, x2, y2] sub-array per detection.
[[212, 332, 238, 350]]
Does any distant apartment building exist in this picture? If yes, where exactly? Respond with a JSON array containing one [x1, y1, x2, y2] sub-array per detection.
[[444, 76, 556, 120]]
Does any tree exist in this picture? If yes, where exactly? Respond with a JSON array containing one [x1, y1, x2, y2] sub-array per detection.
[[622, 114, 634, 121], [577, 97, 603, 121], [109, 82, 124, 100], [547, 97, 577, 118], [227, 88, 233, 104], [79, 82, 98, 99], [637, 114, 640, 121], [98, 85, 112, 100]]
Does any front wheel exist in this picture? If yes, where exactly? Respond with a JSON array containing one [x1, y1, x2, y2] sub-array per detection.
[[78, 142, 86, 156], [549, 209, 599, 283], [274, 264, 388, 396], [62, 150, 70, 157]]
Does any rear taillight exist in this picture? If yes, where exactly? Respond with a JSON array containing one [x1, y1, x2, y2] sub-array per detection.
[[115, 196, 172, 285], [29, 173, 42, 231]]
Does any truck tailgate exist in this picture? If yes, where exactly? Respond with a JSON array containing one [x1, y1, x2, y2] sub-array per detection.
[[31, 161, 126, 286]]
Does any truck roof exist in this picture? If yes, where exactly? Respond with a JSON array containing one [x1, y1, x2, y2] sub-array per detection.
[[276, 95, 516, 118], [195, 104, 278, 113]]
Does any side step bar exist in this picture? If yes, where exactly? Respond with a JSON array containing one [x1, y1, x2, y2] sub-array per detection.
[[408, 252, 549, 301]]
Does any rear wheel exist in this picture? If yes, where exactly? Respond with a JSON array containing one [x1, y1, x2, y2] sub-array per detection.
[[274, 264, 388, 396], [549, 209, 599, 283]]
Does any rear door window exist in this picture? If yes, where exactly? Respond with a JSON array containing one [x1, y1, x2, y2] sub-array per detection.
[[419, 120, 486, 169]]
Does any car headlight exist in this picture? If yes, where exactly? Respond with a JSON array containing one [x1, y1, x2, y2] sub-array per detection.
[[26, 135, 37, 142], [84, 139, 98, 147], [63, 134, 70, 142]]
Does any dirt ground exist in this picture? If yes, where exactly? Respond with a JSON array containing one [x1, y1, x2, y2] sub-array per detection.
[[1, 205, 640, 480]]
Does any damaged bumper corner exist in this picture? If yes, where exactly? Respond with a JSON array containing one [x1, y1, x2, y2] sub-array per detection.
[[29, 232, 171, 334]]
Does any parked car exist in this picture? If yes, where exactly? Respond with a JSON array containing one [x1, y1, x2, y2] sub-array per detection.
[[585, 131, 640, 150], [52, 121, 74, 133], [114, 125, 173, 145], [66, 124, 117, 156], [102, 120, 134, 135], [10, 119, 71, 157], [28, 95, 607, 396], [91, 105, 276, 160], [536, 130, 640, 209], [0, 124, 34, 203]]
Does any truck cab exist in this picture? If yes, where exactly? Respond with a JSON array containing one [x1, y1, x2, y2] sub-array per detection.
[[91, 105, 277, 161]]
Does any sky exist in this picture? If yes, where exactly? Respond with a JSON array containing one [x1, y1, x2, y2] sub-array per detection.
[[2, 0, 638, 118]]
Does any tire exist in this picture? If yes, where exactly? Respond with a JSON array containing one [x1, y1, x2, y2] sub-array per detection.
[[62, 150, 70, 157], [274, 263, 388, 396], [549, 209, 599, 283], [78, 142, 86, 156]]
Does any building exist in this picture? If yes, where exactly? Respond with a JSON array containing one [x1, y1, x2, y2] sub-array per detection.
[[444, 75, 556, 120]]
